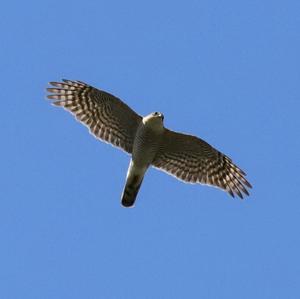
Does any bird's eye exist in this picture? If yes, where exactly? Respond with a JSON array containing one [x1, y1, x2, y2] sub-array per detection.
[[153, 112, 159, 115]]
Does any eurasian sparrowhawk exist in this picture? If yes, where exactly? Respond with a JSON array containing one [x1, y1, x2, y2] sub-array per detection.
[[47, 79, 252, 207]]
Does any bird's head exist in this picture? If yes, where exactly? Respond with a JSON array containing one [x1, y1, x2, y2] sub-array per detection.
[[142, 112, 164, 129]]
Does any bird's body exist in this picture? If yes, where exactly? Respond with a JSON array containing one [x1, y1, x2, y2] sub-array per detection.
[[122, 113, 164, 206], [47, 79, 252, 207], [132, 113, 164, 168]]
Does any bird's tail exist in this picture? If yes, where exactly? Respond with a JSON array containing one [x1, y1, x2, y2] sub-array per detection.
[[121, 161, 145, 208], [121, 173, 144, 207]]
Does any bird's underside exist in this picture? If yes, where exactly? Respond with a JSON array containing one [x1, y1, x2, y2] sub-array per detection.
[[47, 79, 252, 207]]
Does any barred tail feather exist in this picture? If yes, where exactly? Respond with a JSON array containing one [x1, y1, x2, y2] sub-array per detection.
[[121, 174, 144, 207]]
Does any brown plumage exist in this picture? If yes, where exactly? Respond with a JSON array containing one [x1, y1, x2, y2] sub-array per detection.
[[152, 129, 252, 199], [47, 79, 252, 206]]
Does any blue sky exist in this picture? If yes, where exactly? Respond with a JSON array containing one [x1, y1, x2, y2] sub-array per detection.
[[1, 0, 300, 298]]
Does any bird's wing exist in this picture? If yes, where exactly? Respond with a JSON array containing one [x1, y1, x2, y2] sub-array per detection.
[[152, 129, 252, 198], [47, 79, 142, 154]]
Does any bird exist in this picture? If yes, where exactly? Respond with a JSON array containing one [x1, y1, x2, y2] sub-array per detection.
[[47, 79, 252, 207]]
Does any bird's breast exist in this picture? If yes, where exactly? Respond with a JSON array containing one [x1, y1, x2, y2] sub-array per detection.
[[132, 125, 163, 167]]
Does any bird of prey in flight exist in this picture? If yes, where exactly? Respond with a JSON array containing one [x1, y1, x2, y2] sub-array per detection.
[[47, 79, 252, 207]]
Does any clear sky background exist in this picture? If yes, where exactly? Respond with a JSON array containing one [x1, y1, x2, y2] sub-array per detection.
[[1, 0, 299, 298]]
